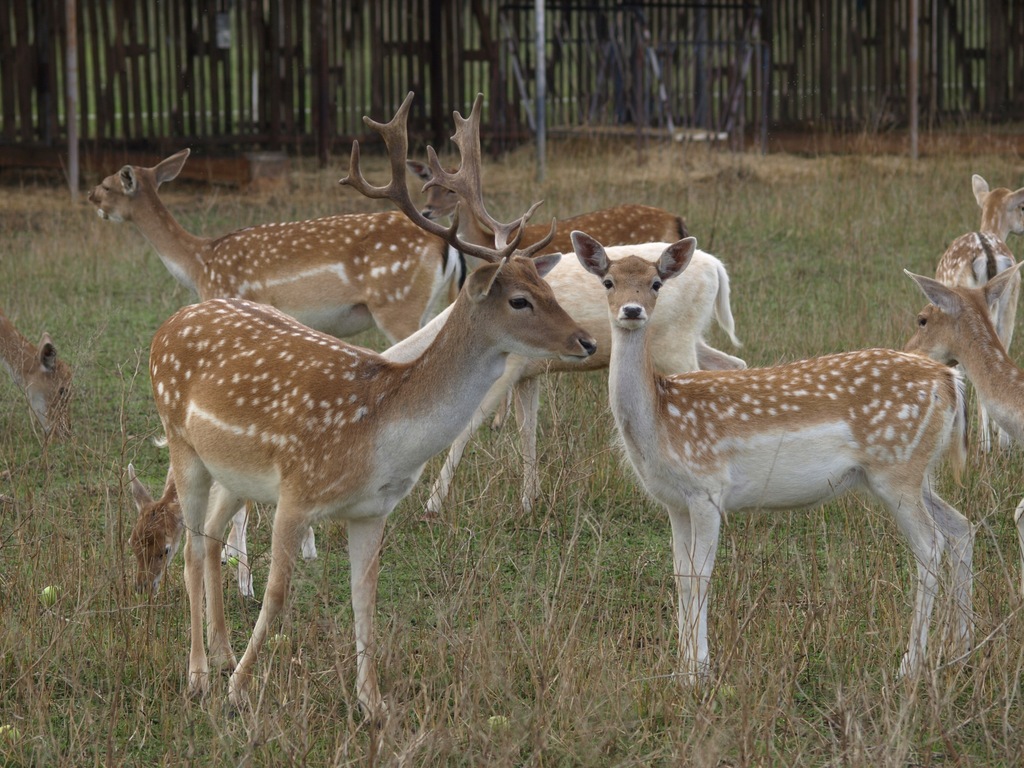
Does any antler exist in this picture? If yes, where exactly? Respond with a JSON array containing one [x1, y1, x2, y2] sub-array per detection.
[[424, 94, 556, 258], [341, 91, 554, 263]]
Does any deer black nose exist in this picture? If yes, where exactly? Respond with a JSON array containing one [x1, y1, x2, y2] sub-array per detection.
[[623, 305, 643, 320], [580, 337, 597, 356]]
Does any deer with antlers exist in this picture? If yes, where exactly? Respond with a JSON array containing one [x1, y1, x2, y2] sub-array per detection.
[[149, 92, 596, 715], [411, 96, 744, 516], [905, 261, 1024, 595], [572, 230, 973, 682], [0, 307, 71, 438], [90, 144, 465, 576], [934, 174, 1024, 452]]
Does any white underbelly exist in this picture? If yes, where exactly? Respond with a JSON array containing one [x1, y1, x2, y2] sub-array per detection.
[[721, 431, 863, 511]]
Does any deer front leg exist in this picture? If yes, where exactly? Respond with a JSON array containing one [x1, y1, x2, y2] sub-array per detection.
[[228, 504, 305, 710], [347, 515, 388, 721], [1014, 497, 1024, 598], [300, 525, 318, 561], [686, 501, 721, 682], [668, 500, 720, 684], [226, 503, 255, 598], [205, 485, 245, 669], [183, 531, 210, 697]]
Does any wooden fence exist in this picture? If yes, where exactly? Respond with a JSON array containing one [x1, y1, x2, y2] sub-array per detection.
[[2, 0, 1023, 169]]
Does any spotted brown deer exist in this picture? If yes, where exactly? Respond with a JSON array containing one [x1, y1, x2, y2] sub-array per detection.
[[934, 174, 1024, 452], [89, 150, 461, 344], [904, 261, 1024, 595], [0, 307, 71, 438], [149, 92, 596, 716], [572, 230, 973, 682], [413, 96, 743, 515]]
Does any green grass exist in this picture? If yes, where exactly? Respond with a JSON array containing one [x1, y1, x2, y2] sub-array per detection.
[[1, 141, 1024, 765]]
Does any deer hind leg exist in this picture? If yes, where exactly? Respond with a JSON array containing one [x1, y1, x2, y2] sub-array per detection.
[[923, 486, 974, 656], [874, 481, 944, 679], [669, 499, 720, 683], [513, 377, 541, 513], [228, 501, 308, 710], [205, 484, 245, 670]]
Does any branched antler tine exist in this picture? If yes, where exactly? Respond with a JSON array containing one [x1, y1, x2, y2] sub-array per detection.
[[518, 215, 558, 260], [340, 93, 502, 263], [424, 96, 514, 244]]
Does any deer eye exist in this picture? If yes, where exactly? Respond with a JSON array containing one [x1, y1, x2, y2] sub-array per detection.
[[509, 297, 530, 310], [652, 281, 663, 292], [918, 316, 927, 327], [602, 279, 613, 290]]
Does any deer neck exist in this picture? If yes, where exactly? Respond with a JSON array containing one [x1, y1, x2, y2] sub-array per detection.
[[0, 311, 34, 389], [607, 323, 661, 461], [376, 296, 512, 464], [954, 320, 1024, 442], [131, 188, 209, 292]]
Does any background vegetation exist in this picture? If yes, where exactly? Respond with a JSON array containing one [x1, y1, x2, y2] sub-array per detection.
[[1, 137, 1023, 766]]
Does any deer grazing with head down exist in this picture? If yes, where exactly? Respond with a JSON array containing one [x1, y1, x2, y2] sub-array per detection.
[[934, 174, 1024, 452], [412, 96, 744, 516], [0, 307, 71, 438], [149, 92, 596, 716], [127, 463, 316, 598], [904, 261, 1024, 596], [572, 230, 973, 682]]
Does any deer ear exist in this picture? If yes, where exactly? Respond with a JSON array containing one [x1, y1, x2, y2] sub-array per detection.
[[406, 160, 431, 182], [972, 174, 990, 207], [155, 149, 190, 186], [904, 270, 962, 316], [37, 333, 58, 372], [985, 262, 1024, 306], [463, 262, 503, 302], [531, 252, 561, 278], [571, 231, 609, 278], [128, 464, 154, 511], [119, 166, 138, 195], [657, 237, 696, 281]]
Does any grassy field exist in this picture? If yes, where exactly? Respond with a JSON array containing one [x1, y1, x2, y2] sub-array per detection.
[[1, 136, 1024, 766]]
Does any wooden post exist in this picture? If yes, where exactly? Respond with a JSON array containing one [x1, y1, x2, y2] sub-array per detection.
[[65, 0, 79, 200], [908, 0, 919, 161], [534, 0, 545, 184]]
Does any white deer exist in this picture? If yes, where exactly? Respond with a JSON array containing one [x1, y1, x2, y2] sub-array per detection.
[[571, 230, 973, 682], [149, 92, 596, 716], [0, 307, 72, 438], [904, 261, 1024, 595], [416, 96, 744, 516], [934, 174, 1024, 451]]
